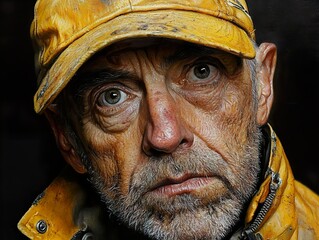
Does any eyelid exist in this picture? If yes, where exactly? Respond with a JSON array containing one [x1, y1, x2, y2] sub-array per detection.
[[182, 57, 223, 78], [93, 82, 130, 102], [171, 58, 221, 89], [97, 88, 128, 107], [70, 69, 136, 96], [190, 57, 224, 69], [91, 81, 140, 116]]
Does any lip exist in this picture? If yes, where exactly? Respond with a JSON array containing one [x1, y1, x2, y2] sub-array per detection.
[[149, 174, 214, 197]]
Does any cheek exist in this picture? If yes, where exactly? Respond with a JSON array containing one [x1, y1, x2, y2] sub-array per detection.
[[94, 100, 141, 133], [217, 83, 255, 147], [82, 120, 143, 195], [188, 84, 255, 154], [220, 86, 253, 121]]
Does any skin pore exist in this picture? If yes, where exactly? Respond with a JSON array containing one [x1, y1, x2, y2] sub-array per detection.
[[48, 39, 276, 240]]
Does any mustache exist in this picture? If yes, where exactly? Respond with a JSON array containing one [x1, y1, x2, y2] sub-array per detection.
[[128, 148, 236, 200]]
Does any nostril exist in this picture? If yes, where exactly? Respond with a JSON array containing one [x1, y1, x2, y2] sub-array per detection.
[[144, 147, 166, 157], [142, 129, 194, 157], [180, 138, 191, 148], [180, 129, 194, 149]]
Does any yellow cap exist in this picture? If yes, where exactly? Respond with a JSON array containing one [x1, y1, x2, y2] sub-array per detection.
[[31, 0, 256, 114]]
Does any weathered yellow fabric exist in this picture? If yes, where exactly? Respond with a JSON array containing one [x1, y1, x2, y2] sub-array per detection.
[[17, 125, 319, 239], [17, 169, 82, 239], [244, 125, 319, 239], [31, 0, 256, 114]]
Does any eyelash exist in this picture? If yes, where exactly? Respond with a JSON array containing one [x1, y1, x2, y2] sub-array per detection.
[[188, 57, 224, 72], [182, 58, 224, 85], [97, 88, 128, 107], [92, 83, 133, 114]]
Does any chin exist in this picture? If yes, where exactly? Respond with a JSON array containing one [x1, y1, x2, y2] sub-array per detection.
[[97, 188, 245, 240]]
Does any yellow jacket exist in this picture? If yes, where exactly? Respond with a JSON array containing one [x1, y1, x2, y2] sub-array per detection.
[[17, 125, 319, 239]]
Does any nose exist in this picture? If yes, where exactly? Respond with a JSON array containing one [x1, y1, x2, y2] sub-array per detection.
[[142, 89, 194, 156]]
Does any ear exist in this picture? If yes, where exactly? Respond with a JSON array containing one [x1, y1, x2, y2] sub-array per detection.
[[44, 106, 87, 174], [256, 42, 277, 125]]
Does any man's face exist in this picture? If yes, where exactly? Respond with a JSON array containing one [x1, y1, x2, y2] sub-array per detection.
[[66, 39, 262, 239]]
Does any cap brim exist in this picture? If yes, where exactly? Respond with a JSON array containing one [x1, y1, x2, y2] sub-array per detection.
[[34, 9, 255, 113]]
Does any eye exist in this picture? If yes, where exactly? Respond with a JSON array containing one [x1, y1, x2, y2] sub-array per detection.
[[187, 63, 219, 83], [97, 88, 128, 106]]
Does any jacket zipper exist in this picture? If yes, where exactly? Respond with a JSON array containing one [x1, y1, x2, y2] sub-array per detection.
[[241, 171, 282, 239]]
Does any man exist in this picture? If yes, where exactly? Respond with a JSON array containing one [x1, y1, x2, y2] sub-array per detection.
[[18, 0, 319, 239]]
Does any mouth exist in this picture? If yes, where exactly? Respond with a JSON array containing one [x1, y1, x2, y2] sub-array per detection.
[[149, 174, 216, 197]]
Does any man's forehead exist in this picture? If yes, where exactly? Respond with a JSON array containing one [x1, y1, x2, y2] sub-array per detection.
[[67, 37, 245, 101]]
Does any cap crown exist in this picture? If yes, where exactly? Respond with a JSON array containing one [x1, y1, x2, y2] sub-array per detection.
[[31, 0, 255, 113], [32, 0, 254, 78]]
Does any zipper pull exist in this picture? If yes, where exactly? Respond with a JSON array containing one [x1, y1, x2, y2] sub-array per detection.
[[240, 171, 282, 239]]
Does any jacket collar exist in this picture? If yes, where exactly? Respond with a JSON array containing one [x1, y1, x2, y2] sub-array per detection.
[[236, 124, 297, 239], [18, 124, 297, 239]]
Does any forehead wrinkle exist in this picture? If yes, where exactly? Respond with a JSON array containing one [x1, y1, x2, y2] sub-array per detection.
[[124, 48, 167, 81]]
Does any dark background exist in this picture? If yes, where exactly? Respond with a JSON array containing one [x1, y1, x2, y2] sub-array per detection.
[[1, 0, 318, 239]]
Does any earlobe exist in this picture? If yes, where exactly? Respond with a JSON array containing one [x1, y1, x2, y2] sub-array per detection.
[[44, 108, 87, 174], [256, 42, 277, 125]]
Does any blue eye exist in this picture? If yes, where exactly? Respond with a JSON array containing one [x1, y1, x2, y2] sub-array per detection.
[[187, 63, 219, 82], [98, 88, 128, 106], [194, 64, 211, 79]]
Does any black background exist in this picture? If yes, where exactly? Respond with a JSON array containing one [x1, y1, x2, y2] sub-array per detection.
[[1, 0, 318, 239]]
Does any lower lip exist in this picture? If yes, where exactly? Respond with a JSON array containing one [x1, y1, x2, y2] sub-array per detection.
[[152, 177, 214, 197]]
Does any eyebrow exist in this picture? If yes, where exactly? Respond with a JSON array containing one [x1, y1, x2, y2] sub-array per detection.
[[68, 44, 240, 96], [68, 68, 135, 97], [164, 44, 223, 67]]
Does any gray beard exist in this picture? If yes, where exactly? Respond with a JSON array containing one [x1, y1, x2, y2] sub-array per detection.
[[86, 127, 262, 240]]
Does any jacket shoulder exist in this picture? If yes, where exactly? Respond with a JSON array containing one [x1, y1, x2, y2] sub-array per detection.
[[294, 180, 319, 239]]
